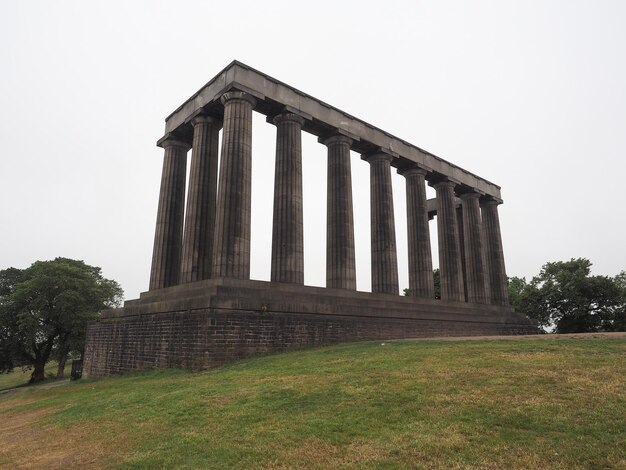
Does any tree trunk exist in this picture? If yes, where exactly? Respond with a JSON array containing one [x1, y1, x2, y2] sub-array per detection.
[[56, 349, 68, 379], [29, 359, 46, 384], [29, 337, 55, 384]]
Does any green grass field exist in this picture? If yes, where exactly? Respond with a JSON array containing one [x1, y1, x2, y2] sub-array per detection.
[[1, 336, 625, 469]]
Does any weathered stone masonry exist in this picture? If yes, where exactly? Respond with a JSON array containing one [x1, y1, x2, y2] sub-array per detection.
[[84, 61, 537, 378]]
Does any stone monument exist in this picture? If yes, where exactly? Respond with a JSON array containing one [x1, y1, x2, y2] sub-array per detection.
[[84, 61, 537, 377]]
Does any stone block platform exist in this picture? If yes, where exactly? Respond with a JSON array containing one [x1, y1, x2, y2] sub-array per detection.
[[83, 279, 538, 378]]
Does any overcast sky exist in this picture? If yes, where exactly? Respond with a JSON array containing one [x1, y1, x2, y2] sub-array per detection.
[[1, 0, 625, 300]]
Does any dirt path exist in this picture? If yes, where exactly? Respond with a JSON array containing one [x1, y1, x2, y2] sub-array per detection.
[[0, 379, 70, 399]]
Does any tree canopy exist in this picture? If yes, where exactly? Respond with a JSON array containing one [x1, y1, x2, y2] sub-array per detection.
[[0, 258, 123, 383], [509, 258, 626, 333]]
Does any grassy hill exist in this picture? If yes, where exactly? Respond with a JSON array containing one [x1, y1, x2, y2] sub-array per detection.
[[1, 335, 625, 469]]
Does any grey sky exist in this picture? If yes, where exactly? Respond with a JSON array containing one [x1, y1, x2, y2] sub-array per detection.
[[1, 0, 625, 300]]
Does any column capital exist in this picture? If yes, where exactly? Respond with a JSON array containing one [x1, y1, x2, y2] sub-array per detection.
[[320, 134, 353, 147], [459, 191, 482, 201], [157, 135, 191, 151], [457, 185, 486, 199], [398, 164, 428, 178], [272, 112, 306, 127], [361, 152, 394, 164], [431, 179, 456, 190], [190, 114, 222, 128], [480, 195, 503, 206], [429, 174, 461, 190], [220, 90, 257, 108]]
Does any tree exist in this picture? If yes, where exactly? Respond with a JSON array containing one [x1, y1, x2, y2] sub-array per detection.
[[433, 268, 441, 300], [402, 269, 440, 299], [507, 276, 528, 309], [604, 271, 626, 332], [0, 268, 26, 373], [509, 259, 625, 333], [0, 258, 123, 383]]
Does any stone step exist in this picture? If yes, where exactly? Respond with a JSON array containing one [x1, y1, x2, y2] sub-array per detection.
[[211, 284, 517, 316], [111, 279, 532, 326], [208, 295, 532, 326]]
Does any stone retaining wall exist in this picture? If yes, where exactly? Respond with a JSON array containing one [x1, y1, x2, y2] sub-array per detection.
[[83, 278, 538, 378]]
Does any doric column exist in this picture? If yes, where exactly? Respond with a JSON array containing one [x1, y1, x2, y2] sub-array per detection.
[[432, 179, 464, 301], [149, 138, 190, 290], [460, 191, 488, 303], [322, 135, 356, 290], [363, 152, 398, 295], [481, 197, 510, 306], [456, 205, 468, 301], [213, 91, 256, 279], [481, 214, 492, 303], [400, 166, 434, 298], [271, 112, 305, 284], [180, 115, 221, 284]]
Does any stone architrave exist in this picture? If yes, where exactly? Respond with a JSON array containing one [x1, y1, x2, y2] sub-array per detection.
[[364, 152, 399, 294], [213, 91, 256, 279], [433, 180, 464, 301], [180, 115, 221, 283], [460, 192, 487, 304], [271, 112, 305, 284], [481, 197, 510, 306], [322, 135, 356, 290], [400, 166, 434, 298], [149, 138, 191, 290]]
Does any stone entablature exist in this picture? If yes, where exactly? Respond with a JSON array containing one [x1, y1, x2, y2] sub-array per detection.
[[160, 60, 501, 200]]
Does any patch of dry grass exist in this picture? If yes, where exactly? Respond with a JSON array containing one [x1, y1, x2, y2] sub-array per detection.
[[0, 336, 625, 469], [0, 401, 123, 469]]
